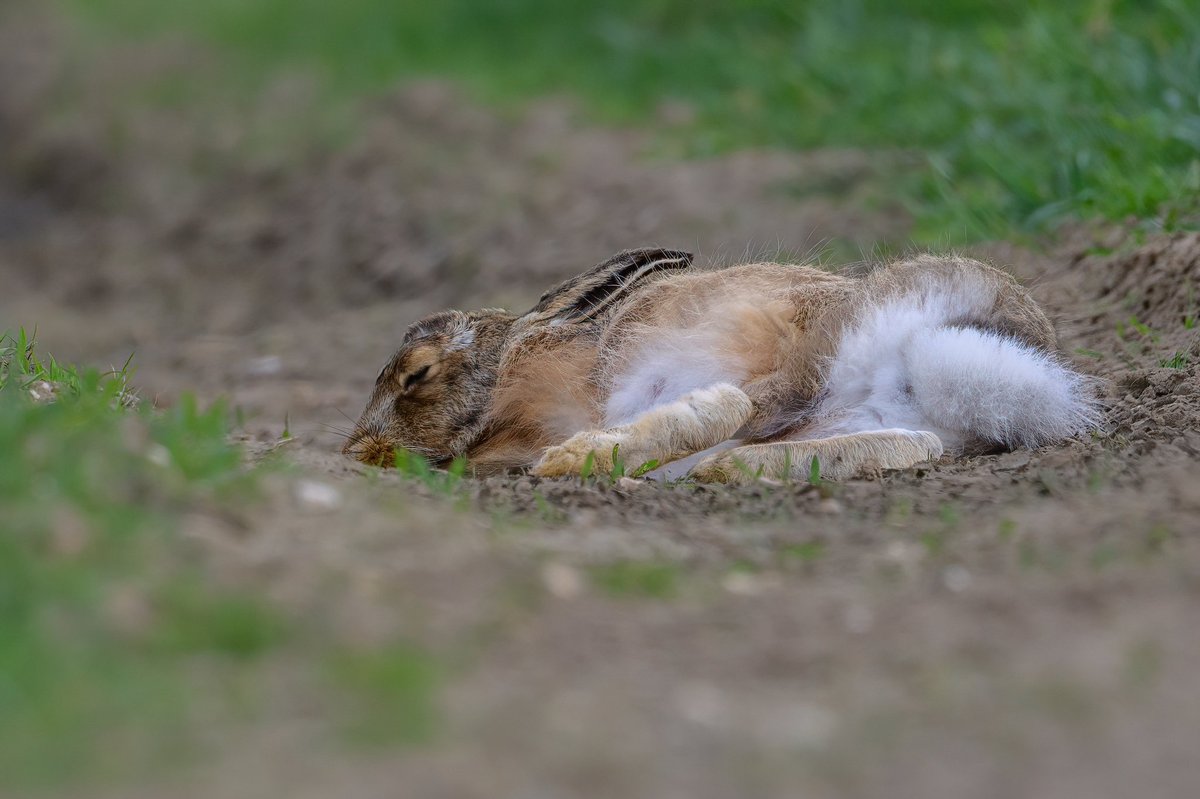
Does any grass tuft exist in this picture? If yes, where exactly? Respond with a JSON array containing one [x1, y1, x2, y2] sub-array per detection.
[[393, 448, 469, 497], [1159, 351, 1190, 369], [1, 328, 138, 408], [590, 561, 680, 598]]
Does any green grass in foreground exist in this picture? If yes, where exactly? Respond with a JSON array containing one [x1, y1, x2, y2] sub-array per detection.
[[0, 330, 286, 787], [65, 0, 1200, 242], [1, 331, 443, 788]]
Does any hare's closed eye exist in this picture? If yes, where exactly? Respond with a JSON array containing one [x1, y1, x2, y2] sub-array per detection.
[[404, 364, 431, 391]]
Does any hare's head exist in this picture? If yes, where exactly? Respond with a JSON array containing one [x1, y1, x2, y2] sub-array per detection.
[[342, 309, 515, 467], [343, 247, 694, 470]]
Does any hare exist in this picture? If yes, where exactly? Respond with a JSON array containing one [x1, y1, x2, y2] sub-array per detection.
[[343, 248, 1099, 483]]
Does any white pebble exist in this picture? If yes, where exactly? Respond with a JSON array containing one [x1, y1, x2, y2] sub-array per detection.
[[942, 564, 973, 593], [541, 562, 583, 599], [295, 479, 342, 510], [817, 498, 844, 514], [246, 355, 283, 377], [721, 571, 762, 596], [28, 380, 57, 403], [885, 540, 921, 565], [146, 443, 172, 467]]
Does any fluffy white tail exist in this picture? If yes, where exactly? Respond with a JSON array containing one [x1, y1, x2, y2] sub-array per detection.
[[904, 325, 1099, 449], [814, 270, 1100, 452]]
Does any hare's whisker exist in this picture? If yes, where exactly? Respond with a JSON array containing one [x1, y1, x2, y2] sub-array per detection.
[[318, 423, 354, 439]]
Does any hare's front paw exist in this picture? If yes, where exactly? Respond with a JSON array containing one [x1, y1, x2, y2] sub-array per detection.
[[533, 430, 660, 478], [533, 431, 624, 477]]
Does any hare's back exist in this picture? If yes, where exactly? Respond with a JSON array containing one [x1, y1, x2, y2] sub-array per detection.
[[608, 261, 850, 329]]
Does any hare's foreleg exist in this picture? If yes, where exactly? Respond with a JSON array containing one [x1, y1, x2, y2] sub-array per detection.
[[689, 429, 943, 484], [532, 383, 753, 477]]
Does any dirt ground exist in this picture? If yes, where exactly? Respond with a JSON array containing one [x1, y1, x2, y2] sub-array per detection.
[[3, 11, 1200, 799]]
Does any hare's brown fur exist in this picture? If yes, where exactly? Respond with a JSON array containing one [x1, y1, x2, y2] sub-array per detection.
[[344, 248, 1079, 481]]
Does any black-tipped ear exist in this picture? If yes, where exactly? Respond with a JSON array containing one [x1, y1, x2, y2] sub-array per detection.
[[525, 248, 693, 323]]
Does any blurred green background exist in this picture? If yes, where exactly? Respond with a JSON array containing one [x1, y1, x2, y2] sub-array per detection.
[[67, 0, 1200, 240]]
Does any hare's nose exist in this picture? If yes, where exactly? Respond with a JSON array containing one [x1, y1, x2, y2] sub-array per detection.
[[364, 445, 396, 468], [345, 432, 396, 468]]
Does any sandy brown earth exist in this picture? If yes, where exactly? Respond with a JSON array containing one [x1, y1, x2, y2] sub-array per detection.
[[3, 11, 1200, 799]]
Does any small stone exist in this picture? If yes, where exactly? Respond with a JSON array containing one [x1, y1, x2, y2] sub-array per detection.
[[817, 498, 843, 514], [722, 571, 762, 596], [882, 540, 923, 576], [28, 380, 57, 404], [245, 355, 283, 377], [541, 562, 583, 599], [885, 540, 918, 562], [674, 681, 726, 728], [145, 443, 172, 468], [294, 479, 342, 511], [942, 564, 972, 593], [615, 476, 643, 492]]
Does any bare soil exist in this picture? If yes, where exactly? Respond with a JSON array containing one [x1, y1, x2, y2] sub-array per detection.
[[3, 12, 1199, 799]]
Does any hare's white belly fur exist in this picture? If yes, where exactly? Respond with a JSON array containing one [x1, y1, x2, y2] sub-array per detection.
[[604, 334, 747, 427]]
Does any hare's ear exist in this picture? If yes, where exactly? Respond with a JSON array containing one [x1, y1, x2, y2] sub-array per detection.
[[525, 248, 693, 323]]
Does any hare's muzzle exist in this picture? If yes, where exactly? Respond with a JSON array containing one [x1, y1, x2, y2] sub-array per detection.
[[342, 429, 397, 468]]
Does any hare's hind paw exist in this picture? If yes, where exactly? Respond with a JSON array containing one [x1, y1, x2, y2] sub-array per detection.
[[690, 429, 943, 484]]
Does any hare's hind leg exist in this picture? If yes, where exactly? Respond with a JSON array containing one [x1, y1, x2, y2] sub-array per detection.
[[690, 429, 943, 484], [532, 383, 753, 478]]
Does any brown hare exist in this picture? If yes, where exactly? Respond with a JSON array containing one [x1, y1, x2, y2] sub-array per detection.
[[343, 249, 1098, 482]]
